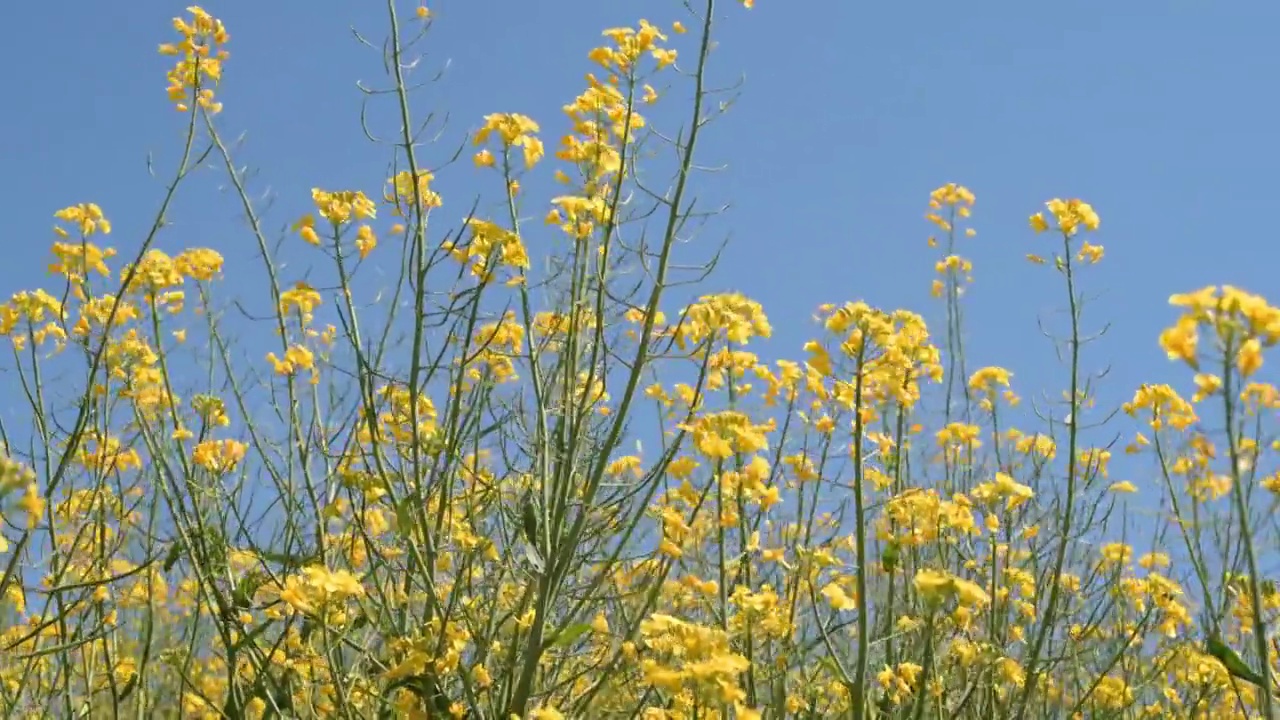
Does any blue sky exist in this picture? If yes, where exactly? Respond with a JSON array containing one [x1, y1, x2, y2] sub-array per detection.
[[3, 1, 1280, 524]]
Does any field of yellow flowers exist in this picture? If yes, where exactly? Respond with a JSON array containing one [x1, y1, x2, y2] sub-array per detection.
[[1, 3, 1279, 719]]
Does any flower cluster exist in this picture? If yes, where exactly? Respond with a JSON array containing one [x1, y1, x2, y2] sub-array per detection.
[[159, 6, 229, 114]]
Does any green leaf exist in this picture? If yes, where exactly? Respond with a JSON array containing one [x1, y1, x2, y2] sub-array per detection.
[[521, 496, 540, 546], [394, 500, 415, 538], [523, 543, 545, 574], [1207, 635, 1270, 688], [880, 540, 900, 571], [550, 622, 593, 648], [162, 539, 185, 572]]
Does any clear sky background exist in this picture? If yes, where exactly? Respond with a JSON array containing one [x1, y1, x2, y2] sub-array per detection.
[[3, 1, 1280, 515]]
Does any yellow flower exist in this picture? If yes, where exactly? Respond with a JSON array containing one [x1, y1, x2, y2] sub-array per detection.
[[1044, 198, 1100, 235], [953, 578, 991, 607], [192, 439, 247, 474], [877, 665, 896, 691], [913, 569, 955, 603], [1159, 315, 1199, 367], [311, 188, 377, 224], [1099, 542, 1132, 566], [474, 112, 538, 146], [175, 248, 224, 280], [1192, 372, 1221, 402], [1238, 337, 1263, 377], [1077, 240, 1104, 264], [355, 225, 377, 259], [18, 483, 45, 527], [998, 657, 1026, 687], [293, 213, 320, 245], [591, 611, 610, 634], [387, 170, 443, 209], [820, 582, 858, 611], [280, 282, 323, 318], [652, 48, 677, 68], [1094, 676, 1133, 710], [163, 7, 229, 113], [1139, 552, 1170, 569]]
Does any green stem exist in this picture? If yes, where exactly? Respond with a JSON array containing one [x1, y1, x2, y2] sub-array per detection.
[[1016, 231, 1082, 719], [1222, 333, 1274, 719]]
